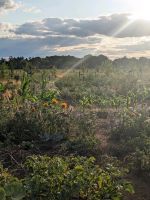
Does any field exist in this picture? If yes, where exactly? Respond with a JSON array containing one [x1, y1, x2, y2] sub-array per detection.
[[0, 64, 150, 200]]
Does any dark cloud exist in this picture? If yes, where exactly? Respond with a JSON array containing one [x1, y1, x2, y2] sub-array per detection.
[[0, 35, 101, 57], [13, 14, 150, 38], [1, 13, 150, 58]]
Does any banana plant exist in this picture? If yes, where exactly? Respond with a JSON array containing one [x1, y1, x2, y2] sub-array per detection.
[[20, 72, 31, 100], [0, 83, 5, 93]]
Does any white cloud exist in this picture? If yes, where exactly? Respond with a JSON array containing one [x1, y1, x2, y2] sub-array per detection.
[[0, 22, 16, 37], [13, 14, 150, 38], [1, 14, 150, 58], [23, 6, 41, 14], [0, 0, 21, 13]]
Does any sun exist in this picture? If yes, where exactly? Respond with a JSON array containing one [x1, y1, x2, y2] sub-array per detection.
[[127, 0, 150, 20]]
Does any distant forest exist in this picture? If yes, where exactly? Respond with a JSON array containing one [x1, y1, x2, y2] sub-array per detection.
[[0, 55, 150, 72]]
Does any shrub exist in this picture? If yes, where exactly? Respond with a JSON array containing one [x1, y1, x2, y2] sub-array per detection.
[[0, 155, 134, 200], [24, 155, 134, 200], [110, 110, 150, 156], [110, 109, 150, 176], [65, 135, 101, 156], [126, 148, 150, 175], [0, 163, 25, 200], [0, 103, 71, 145]]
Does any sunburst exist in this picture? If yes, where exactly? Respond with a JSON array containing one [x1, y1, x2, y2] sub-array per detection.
[[125, 0, 150, 20]]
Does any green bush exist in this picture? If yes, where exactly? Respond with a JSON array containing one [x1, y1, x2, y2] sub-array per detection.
[[110, 109, 150, 176], [110, 110, 150, 156], [65, 135, 101, 156], [24, 155, 133, 200], [0, 103, 71, 145], [0, 164, 25, 200], [0, 98, 98, 148], [127, 149, 150, 175], [0, 156, 134, 200]]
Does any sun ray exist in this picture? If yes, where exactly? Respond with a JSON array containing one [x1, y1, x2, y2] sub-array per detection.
[[53, 55, 91, 83], [111, 18, 135, 37]]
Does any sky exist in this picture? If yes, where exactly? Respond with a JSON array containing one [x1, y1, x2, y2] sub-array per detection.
[[1, 0, 150, 58]]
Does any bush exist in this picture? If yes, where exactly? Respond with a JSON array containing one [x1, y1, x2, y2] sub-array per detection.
[[110, 109, 150, 176], [0, 163, 25, 200], [0, 156, 134, 200], [65, 135, 101, 156], [110, 110, 150, 156], [0, 103, 71, 145], [126, 149, 150, 175], [24, 155, 134, 200]]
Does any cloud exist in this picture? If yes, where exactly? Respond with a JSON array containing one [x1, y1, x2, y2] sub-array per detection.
[[0, 0, 41, 14], [0, 22, 13, 31], [23, 6, 41, 14], [1, 14, 150, 58], [0, 0, 20, 13], [0, 22, 15, 38], [0, 33, 102, 57], [13, 14, 150, 38]]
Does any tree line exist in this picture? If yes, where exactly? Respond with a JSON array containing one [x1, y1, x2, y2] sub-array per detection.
[[0, 54, 150, 76]]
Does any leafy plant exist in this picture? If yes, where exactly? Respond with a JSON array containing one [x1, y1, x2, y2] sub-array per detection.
[[24, 155, 133, 200], [0, 163, 25, 200], [0, 83, 5, 93], [19, 73, 31, 100], [65, 135, 101, 156]]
